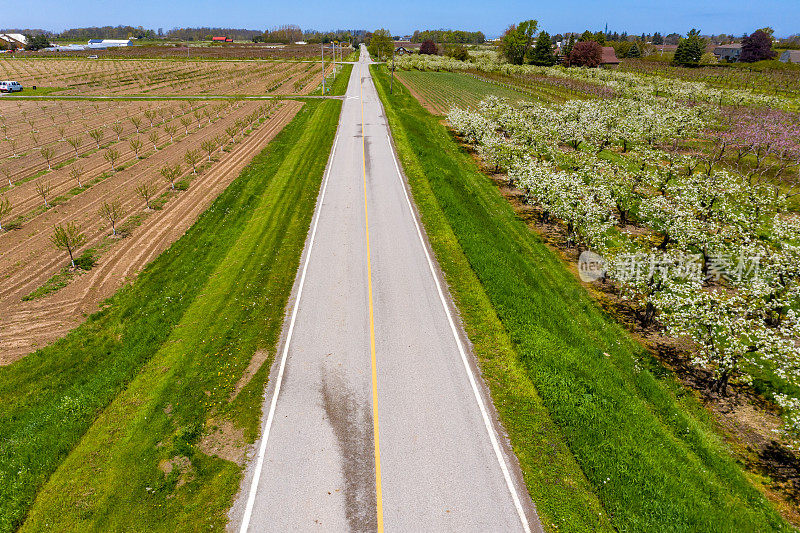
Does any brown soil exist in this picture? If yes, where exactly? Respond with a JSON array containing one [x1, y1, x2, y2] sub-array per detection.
[[2, 100, 217, 203], [0, 100, 303, 363], [198, 419, 247, 466], [0, 60, 324, 97], [230, 349, 271, 400], [394, 72, 442, 115]]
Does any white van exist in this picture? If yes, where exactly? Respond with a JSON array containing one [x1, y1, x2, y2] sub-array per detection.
[[0, 81, 23, 93]]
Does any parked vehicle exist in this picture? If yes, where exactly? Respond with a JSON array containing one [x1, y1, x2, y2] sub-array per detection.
[[0, 81, 22, 93], [87, 55, 99, 59]]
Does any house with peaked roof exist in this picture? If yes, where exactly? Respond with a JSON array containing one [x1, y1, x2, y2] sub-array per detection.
[[600, 46, 619, 66], [714, 43, 742, 62], [780, 50, 800, 64]]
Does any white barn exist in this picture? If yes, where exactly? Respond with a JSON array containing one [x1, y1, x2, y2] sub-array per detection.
[[0, 34, 27, 48], [87, 39, 132, 49]]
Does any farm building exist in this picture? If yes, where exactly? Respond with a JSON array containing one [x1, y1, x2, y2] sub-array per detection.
[[714, 43, 742, 62], [601, 46, 620, 66], [780, 50, 800, 64], [87, 39, 132, 49], [212, 36, 233, 42], [0, 33, 27, 48]]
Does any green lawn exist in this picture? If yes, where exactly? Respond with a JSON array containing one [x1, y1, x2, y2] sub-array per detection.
[[0, 99, 341, 532], [395, 70, 535, 114], [372, 63, 791, 532]]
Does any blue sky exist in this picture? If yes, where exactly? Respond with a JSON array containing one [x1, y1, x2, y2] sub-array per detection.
[[3, 0, 799, 38]]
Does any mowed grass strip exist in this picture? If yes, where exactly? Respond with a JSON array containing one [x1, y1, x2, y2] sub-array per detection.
[[0, 99, 341, 532], [372, 64, 791, 532]]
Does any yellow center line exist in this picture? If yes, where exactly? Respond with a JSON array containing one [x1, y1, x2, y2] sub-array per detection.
[[361, 62, 385, 532]]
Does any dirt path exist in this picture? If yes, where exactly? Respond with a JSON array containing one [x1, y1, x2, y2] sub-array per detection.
[[0, 101, 303, 363]]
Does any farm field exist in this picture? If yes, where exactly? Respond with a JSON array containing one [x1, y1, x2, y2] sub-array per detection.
[[395, 70, 534, 114], [22, 42, 340, 60], [619, 58, 800, 99], [0, 99, 342, 532], [373, 63, 795, 531], [0, 98, 303, 362], [0, 58, 332, 96]]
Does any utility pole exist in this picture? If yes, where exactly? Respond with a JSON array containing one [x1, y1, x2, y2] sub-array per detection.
[[321, 43, 325, 95]]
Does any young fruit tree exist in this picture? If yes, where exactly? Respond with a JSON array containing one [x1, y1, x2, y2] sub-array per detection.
[[148, 130, 160, 151], [225, 125, 238, 144], [50, 221, 86, 268], [144, 109, 157, 127], [103, 148, 120, 171], [160, 163, 182, 190], [35, 180, 52, 208], [111, 122, 124, 141], [2, 167, 12, 187], [70, 166, 84, 188], [164, 124, 177, 143], [0, 196, 11, 231], [89, 128, 104, 149], [184, 149, 201, 174], [180, 116, 192, 135], [99, 199, 125, 236], [40, 146, 55, 171], [67, 136, 83, 158], [129, 137, 143, 159], [130, 116, 142, 134], [201, 138, 217, 161], [135, 182, 157, 209]]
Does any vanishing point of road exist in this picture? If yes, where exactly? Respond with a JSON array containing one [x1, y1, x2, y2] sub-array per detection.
[[229, 45, 541, 533]]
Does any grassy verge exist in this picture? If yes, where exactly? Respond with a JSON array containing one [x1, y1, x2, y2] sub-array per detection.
[[0, 98, 341, 532], [343, 48, 360, 62], [372, 63, 791, 532], [329, 63, 352, 95]]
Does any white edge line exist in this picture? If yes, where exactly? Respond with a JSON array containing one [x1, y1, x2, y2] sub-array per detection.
[[382, 124, 533, 533], [238, 125, 341, 533]]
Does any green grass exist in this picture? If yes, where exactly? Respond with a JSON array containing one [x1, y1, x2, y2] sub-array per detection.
[[343, 47, 360, 62], [372, 63, 791, 532], [328, 63, 352, 95], [395, 70, 535, 114], [0, 98, 341, 532]]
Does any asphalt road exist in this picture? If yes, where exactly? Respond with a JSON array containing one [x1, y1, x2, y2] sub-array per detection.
[[229, 45, 540, 533]]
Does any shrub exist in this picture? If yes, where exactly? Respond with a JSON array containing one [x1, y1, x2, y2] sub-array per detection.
[[569, 41, 602, 67], [444, 43, 469, 61], [420, 40, 438, 55]]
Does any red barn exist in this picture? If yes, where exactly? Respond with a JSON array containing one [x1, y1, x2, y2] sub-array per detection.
[[212, 36, 232, 42]]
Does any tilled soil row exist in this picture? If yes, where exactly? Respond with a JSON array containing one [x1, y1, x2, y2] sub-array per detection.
[[0, 60, 321, 97], [0, 100, 303, 363], [0, 100, 273, 287], [1, 101, 244, 217], [1, 101, 215, 180]]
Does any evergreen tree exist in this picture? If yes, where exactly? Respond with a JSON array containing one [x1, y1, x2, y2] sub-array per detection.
[[652, 32, 664, 45], [563, 34, 576, 58], [529, 31, 556, 65], [626, 42, 642, 58], [673, 29, 705, 66]]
